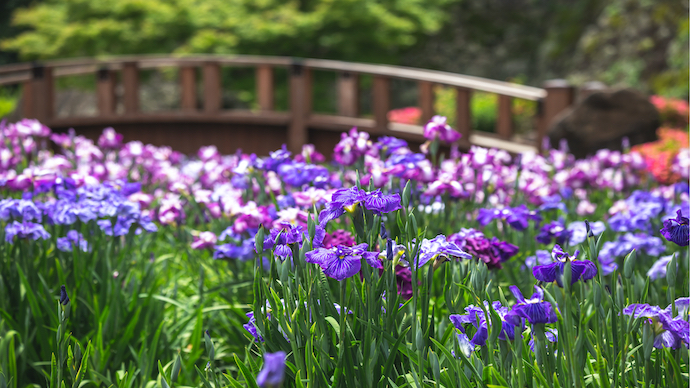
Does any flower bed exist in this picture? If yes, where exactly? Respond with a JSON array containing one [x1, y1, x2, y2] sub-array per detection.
[[0, 117, 687, 387]]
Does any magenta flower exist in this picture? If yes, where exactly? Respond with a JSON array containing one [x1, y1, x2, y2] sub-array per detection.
[[423, 115, 461, 143], [97, 127, 124, 149], [191, 231, 218, 250]]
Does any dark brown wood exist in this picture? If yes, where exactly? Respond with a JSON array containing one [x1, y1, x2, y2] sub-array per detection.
[[537, 79, 574, 151], [418, 81, 434, 123], [256, 65, 274, 111], [29, 64, 53, 121], [455, 87, 472, 143], [122, 62, 139, 114], [288, 63, 310, 153], [203, 62, 221, 113], [22, 80, 33, 118], [496, 94, 513, 140], [337, 71, 358, 117], [373, 75, 390, 132], [180, 66, 197, 112], [96, 68, 116, 116]]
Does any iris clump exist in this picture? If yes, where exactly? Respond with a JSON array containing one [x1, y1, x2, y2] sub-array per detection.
[[0, 117, 687, 387]]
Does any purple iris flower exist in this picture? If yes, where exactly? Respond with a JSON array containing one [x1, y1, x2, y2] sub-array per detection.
[[256, 351, 287, 388], [5, 221, 50, 242], [214, 239, 256, 260], [274, 244, 293, 261], [532, 245, 597, 287], [568, 220, 605, 246], [538, 195, 567, 213], [449, 301, 523, 346], [529, 328, 558, 352], [524, 250, 552, 270], [57, 230, 90, 252], [660, 209, 689, 247], [478, 205, 542, 231], [449, 228, 518, 269], [263, 145, 292, 172], [535, 220, 570, 245], [646, 254, 675, 281], [414, 235, 472, 269], [506, 285, 558, 325], [363, 190, 402, 215], [305, 243, 380, 281], [377, 136, 408, 156], [598, 233, 665, 275], [243, 312, 264, 342], [263, 223, 305, 250], [623, 303, 689, 349], [318, 187, 366, 226]]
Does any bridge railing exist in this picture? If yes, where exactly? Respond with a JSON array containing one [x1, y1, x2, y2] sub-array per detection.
[[0, 55, 576, 154]]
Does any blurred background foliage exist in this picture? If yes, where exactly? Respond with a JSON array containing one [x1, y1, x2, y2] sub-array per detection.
[[0, 0, 687, 98]]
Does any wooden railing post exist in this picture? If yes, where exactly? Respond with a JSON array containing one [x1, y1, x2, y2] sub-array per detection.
[[496, 94, 513, 139], [256, 65, 274, 111], [203, 62, 221, 113], [28, 64, 53, 122], [96, 67, 116, 116], [538, 79, 574, 151], [180, 66, 197, 112], [337, 71, 358, 117], [455, 87, 472, 143], [288, 62, 310, 154], [373, 75, 390, 132], [122, 62, 139, 115], [418, 81, 434, 124]]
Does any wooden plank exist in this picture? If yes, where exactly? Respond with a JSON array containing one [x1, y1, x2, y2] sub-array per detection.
[[122, 62, 139, 114], [22, 80, 33, 118], [180, 66, 197, 112], [256, 65, 274, 111], [496, 94, 512, 140], [203, 62, 221, 113], [30, 65, 53, 121], [455, 87, 472, 143], [288, 63, 310, 153], [96, 68, 116, 116], [337, 71, 358, 117], [418, 80, 434, 123], [537, 79, 574, 151], [373, 75, 390, 132]]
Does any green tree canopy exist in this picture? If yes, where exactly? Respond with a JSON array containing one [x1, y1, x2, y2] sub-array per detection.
[[1, 0, 451, 64]]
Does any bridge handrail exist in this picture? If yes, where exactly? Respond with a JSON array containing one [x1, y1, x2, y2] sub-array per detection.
[[0, 54, 577, 154]]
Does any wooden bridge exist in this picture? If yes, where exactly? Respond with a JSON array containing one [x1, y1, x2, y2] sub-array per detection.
[[0, 55, 577, 156]]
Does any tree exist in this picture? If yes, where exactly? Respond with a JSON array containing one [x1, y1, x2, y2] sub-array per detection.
[[1, 0, 452, 64]]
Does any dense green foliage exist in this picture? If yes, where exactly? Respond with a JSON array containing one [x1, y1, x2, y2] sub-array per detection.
[[0, 0, 448, 64]]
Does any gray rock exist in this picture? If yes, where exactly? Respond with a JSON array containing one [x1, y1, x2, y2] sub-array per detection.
[[548, 88, 659, 158]]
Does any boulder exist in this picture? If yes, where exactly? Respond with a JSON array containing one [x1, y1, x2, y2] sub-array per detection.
[[548, 88, 659, 158]]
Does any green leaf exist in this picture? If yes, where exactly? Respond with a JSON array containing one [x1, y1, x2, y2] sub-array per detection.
[[234, 353, 260, 388]]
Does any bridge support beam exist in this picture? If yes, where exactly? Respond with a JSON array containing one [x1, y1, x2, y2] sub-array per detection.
[[203, 62, 221, 113], [180, 66, 197, 112], [23, 64, 53, 121], [496, 94, 513, 140], [373, 75, 390, 132], [455, 87, 472, 145], [418, 81, 434, 124], [97, 68, 116, 116], [288, 63, 311, 154], [538, 79, 575, 152], [337, 71, 358, 117], [256, 65, 274, 111], [122, 62, 139, 115]]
